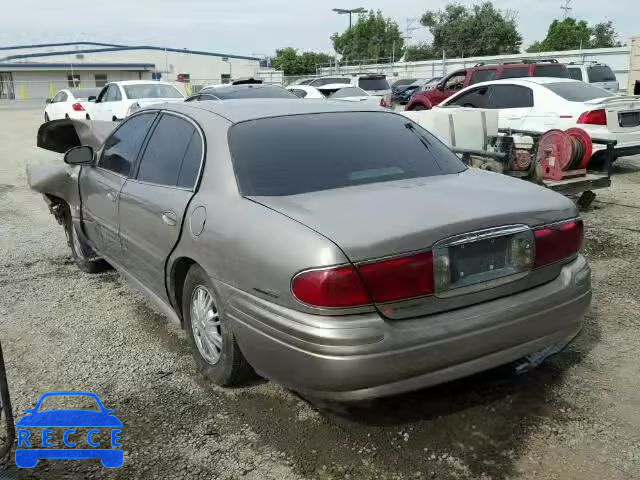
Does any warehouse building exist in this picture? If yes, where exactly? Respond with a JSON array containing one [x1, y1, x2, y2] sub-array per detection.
[[0, 42, 261, 99]]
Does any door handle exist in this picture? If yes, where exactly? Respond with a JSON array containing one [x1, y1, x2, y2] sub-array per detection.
[[106, 191, 117, 202], [161, 210, 177, 226]]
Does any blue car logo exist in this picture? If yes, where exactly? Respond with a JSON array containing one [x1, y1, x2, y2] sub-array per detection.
[[15, 391, 123, 468]]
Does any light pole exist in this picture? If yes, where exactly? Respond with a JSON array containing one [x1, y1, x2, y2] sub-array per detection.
[[332, 7, 366, 29]]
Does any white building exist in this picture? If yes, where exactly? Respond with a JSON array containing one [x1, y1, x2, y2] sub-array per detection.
[[0, 41, 261, 99]]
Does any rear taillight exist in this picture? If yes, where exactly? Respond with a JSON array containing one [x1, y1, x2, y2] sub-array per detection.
[[71, 102, 85, 112], [379, 97, 390, 108], [358, 252, 434, 303], [534, 219, 583, 268], [291, 265, 371, 308], [577, 109, 606, 126]]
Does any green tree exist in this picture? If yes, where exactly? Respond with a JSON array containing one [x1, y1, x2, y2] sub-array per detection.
[[420, 2, 522, 58], [270, 48, 333, 75], [404, 42, 438, 61], [591, 21, 622, 48], [526, 18, 621, 52], [331, 10, 405, 63]]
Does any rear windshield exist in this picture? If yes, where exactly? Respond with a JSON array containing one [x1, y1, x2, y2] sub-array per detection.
[[588, 65, 616, 83], [69, 88, 100, 99], [209, 86, 296, 99], [123, 84, 183, 99], [545, 82, 614, 102], [533, 64, 569, 78], [358, 76, 390, 91], [229, 112, 466, 196], [310, 77, 351, 87]]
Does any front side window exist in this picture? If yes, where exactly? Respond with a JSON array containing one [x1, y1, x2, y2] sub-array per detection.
[[486, 85, 533, 108], [137, 114, 201, 188], [448, 86, 489, 108], [469, 69, 497, 85], [444, 72, 467, 91], [229, 112, 466, 196], [99, 112, 156, 176], [52, 92, 66, 103]]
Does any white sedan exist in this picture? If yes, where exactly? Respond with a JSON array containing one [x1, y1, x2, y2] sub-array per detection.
[[90, 80, 185, 121], [287, 84, 384, 107], [44, 87, 101, 122], [438, 77, 640, 162]]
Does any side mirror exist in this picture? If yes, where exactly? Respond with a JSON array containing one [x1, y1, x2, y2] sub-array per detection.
[[88, 96, 96, 102], [64, 146, 94, 166], [45, 98, 52, 104], [436, 83, 445, 91]]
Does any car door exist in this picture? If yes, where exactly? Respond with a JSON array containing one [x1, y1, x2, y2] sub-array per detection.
[[79, 112, 157, 260], [434, 71, 468, 105], [118, 112, 203, 298], [93, 84, 119, 120], [484, 84, 534, 130]]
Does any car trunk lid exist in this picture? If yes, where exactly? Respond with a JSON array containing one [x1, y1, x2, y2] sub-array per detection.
[[585, 96, 640, 134]]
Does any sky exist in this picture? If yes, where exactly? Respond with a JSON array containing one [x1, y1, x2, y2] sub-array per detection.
[[0, 0, 636, 57]]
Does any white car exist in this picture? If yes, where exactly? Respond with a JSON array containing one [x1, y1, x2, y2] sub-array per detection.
[[438, 77, 640, 162], [44, 88, 101, 122], [287, 84, 384, 107], [303, 74, 392, 105], [90, 80, 184, 121], [567, 62, 619, 93]]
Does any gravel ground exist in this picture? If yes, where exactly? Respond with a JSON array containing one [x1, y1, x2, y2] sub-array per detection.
[[1, 107, 640, 480]]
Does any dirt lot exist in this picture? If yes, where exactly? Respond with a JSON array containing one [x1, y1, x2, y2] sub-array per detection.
[[1, 105, 639, 480]]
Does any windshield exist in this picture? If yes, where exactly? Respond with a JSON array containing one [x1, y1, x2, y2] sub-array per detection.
[[545, 82, 614, 102], [229, 112, 466, 196], [210, 86, 296, 99], [310, 77, 351, 87], [69, 88, 100, 100], [123, 84, 183, 99], [358, 76, 390, 91], [330, 87, 369, 98], [588, 65, 616, 83]]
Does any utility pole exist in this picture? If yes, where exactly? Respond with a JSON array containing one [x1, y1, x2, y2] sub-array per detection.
[[560, 0, 572, 19], [404, 17, 420, 43], [332, 7, 366, 29]]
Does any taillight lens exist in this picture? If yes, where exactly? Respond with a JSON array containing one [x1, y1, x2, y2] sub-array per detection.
[[379, 97, 390, 108], [534, 220, 583, 268], [358, 252, 434, 303], [291, 265, 371, 308], [71, 102, 85, 112], [577, 109, 607, 126]]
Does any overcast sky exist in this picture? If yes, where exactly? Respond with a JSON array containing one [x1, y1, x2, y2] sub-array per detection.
[[0, 0, 636, 57]]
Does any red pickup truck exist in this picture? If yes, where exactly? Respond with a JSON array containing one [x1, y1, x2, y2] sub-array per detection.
[[405, 60, 569, 111]]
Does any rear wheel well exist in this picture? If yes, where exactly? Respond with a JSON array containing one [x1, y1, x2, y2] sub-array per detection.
[[171, 257, 197, 323]]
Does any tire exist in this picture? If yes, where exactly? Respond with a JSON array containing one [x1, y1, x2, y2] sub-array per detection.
[[63, 206, 110, 274], [44, 112, 50, 122], [182, 265, 252, 386]]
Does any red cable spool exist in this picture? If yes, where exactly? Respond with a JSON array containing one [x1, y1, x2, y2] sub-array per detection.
[[565, 127, 593, 169], [536, 129, 574, 175]]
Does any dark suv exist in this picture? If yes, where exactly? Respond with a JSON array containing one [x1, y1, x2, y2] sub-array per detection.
[[405, 59, 569, 110]]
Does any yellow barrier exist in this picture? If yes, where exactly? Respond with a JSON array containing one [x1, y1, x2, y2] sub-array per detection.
[[49, 83, 55, 97], [20, 84, 27, 100]]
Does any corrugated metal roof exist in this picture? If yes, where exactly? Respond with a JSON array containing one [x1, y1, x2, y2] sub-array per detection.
[[0, 41, 126, 51]]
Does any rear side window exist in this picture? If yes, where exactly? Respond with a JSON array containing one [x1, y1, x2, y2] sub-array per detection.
[[229, 112, 466, 196], [500, 66, 530, 79], [358, 76, 389, 91], [137, 114, 199, 187], [568, 68, 583, 81], [534, 64, 569, 78], [544, 82, 614, 102], [100, 112, 156, 176], [587, 65, 616, 83], [486, 85, 533, 108], [469, 69, 497, 85]]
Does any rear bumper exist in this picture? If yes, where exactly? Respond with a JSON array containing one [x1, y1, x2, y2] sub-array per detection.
[[222, 256, 591, 401]]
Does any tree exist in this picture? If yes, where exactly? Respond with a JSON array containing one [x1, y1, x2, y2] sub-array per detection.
[[419, 2, 522, 58], [270, 48, 333, 76], [526, 18, 622, 52], [404, 42, 438, 62], [331, 10, 405, 63], [591, 21, 622, 48]]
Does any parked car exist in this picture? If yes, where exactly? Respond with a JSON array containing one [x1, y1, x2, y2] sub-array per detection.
[[44, 88, 101, 122], [437, 77, 640, 164], [185, 84, 297, 101], [390, 78, 418, 102], [307, 73, 392, 105], [567, 62, 619, 93], [286, 84, 387, 107], [397, 77, 442, 105], [30, 99, 591, 401], [90, 81, 184, 121], [406, 59, 569, 110]]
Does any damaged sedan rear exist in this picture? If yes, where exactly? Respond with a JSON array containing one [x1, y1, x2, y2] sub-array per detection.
[[28, 99, 591, 401]]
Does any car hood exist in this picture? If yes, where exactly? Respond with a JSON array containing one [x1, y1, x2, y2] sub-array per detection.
[[16, 409, 123, 427], [250, 168, 577, 262], [37, 118, 116, 153]]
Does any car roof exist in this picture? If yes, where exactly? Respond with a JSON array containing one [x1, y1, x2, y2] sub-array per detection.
[[170, 98, 382, 123], [467, 77, 579, 89]]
